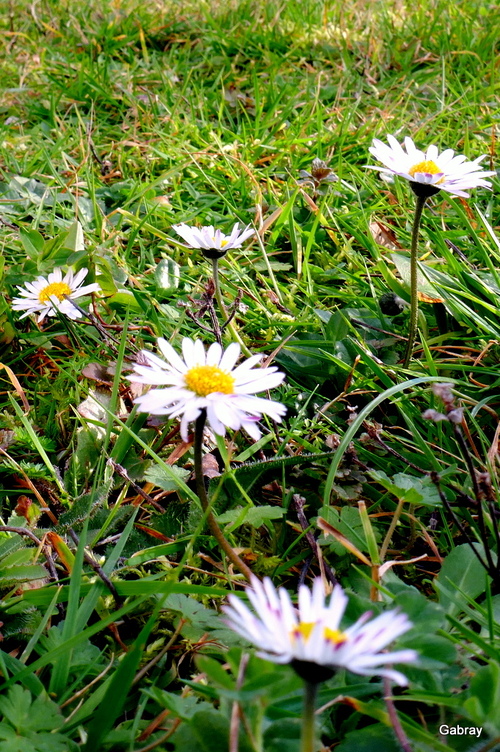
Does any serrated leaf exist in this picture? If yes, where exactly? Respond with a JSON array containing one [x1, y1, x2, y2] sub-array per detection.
[[145, 687, 204, 720], [0, 686, 63, 734], [0, 565, 48, 582], [246, 505, 284, 527], [369, 470, 440, 506], [318, 505, 376, 556], [143, 463, 190, 491]]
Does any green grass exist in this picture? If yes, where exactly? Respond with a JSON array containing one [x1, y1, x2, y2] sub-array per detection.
[[1, 0, 500, 750]]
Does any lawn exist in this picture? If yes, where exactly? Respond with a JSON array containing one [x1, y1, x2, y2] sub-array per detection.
[[1, 1, 500, 750]]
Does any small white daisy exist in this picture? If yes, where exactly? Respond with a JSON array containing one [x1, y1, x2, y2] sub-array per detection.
[[11, 268, 101, 323], [130, 337, 286, 441], [172, 222, 254, 259], [223, 576, 418, 685], [367, 135, 495, 198]]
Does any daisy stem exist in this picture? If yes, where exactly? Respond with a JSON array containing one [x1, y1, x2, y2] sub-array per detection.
[[212, 258, 228, 318], [211, 259, 252, 357], [403, 194, 427, 368], [193, 411, 253, 581], [301, 680, 318, 752]]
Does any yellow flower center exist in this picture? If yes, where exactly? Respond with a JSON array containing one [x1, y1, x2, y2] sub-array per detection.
[[213, 237, 229, 248], [295, 622, 315, 641], [324, 627, 348, 645], [38, 282, 72, 304], [292, 622, 348, 645], [408, 160, 442, 177], [184, 365, 235, 396]]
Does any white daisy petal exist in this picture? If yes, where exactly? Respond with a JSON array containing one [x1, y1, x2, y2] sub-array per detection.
[[206, 341, 223, 366], [193, 338, 206, 365], [230, 352, 263, 377], [128, 337, 286, 440], [156, 338, 188, 374], [172, 222, 254, 256], [223, 578, 417, 685], [172, 223, 202, 248], [366, 134, 495, 197], [241, 420, 261, 440], [181, 337, 197, 367], [11, 267, 101, 322], [219, 342, 242, 372], [205, 403, 227, 436]]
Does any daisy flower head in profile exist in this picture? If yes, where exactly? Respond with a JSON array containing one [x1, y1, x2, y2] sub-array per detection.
[[11, 267, 101, 323], [223, 576, 418, 686], [129, 337, 286, 441], [172, 222, 255, 259], [367, 135, 495, 198]]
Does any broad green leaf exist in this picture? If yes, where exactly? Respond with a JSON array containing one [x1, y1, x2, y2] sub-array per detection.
[[217, 505, 284, 530], [155, 257, 180, 293], [62, 221, 84, 252], [391, 252, 444, 303], [318, 505, 376, 556], [335, 724, 400, 752], [171, 709, 254, 752], [435, 543, 489, 617], [107, 292, 142, 310], [0, 565, 48, 583], [463, 662, 500, 733], [195, 655, 235, 689], [19, 229, 44, 259]]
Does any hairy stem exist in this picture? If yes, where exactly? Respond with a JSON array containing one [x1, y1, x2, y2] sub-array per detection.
[[301, 681, 318, 752], [211, 258, 252, 356], [193, 412, 253, 580], [403, 194, 427, 367], [383, 676, 413, 752]]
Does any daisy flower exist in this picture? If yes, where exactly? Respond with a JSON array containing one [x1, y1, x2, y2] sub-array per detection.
[[172, 222, 254, 259], [130, 337, 286, 441], [11, 268, 100, 323], [367, 135, 495, 198], [223, 576, 418, 685]]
